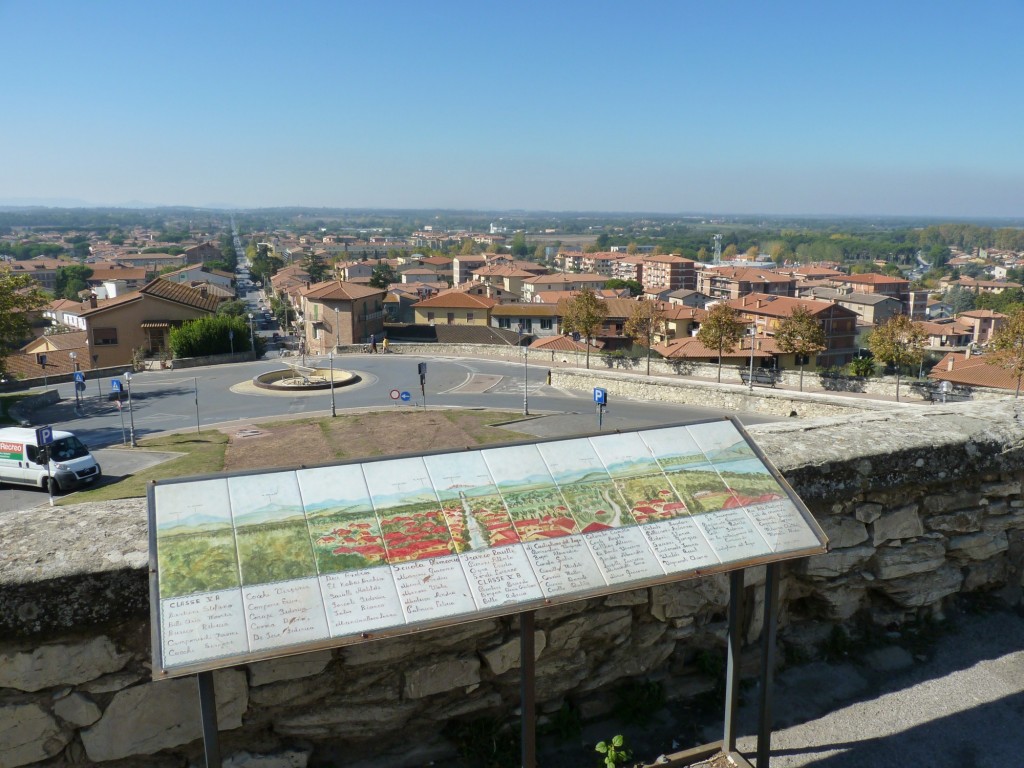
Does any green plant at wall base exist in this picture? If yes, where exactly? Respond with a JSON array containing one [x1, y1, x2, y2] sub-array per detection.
[[445, 717, 519, 768], [613, 679, 665, 725], [539, 701, 582, 741], [595, 734, 632, 768], [847, 356, 875, 377]]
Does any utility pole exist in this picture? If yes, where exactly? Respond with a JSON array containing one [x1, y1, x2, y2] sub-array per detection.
[[124, 372, 137, 447]]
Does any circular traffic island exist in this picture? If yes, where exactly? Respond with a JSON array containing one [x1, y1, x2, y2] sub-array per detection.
[[253, 365, 360, 391]]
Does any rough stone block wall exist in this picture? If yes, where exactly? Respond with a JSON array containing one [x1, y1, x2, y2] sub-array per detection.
[[1, 400, 1022, 767]]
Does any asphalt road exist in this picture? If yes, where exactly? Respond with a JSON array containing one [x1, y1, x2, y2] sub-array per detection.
[[3, 354, 782, 513], [22, 354, 782, 450]]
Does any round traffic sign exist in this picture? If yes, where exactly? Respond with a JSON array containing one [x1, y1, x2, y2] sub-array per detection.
[[389, 389, 400, 400], [400, 391, 411, 402]]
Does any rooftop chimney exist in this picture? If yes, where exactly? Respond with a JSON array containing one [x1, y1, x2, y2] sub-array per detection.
[[88, 294, 97, 309], [948, 357, 955, 371]]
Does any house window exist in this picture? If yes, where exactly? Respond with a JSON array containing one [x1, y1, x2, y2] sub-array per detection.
[[93, 327, 118, 346], [447, 313, 455, 324], [427, 312, 435, 322], [540, 319, 552, 330], [467, 313, 474, 322], [498, 317, 511, 329]]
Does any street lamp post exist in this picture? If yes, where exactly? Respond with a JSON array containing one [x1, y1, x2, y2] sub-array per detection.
[[519, 323, 529, 416], [70, 351, 81, 414], [748, 324, 756, 392], [247, 313, 255, 351], [329, 352, 336, 417], [123, 372, 137, 447]]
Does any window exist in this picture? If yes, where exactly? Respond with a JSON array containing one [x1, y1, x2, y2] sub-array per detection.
[[93, 327, 118, 346], [498, 317, 511, 329], [540, 319, 552, 330], [467, 313, 474, 322], [447, 313, 455, 324], [427, 312, 435, 322]]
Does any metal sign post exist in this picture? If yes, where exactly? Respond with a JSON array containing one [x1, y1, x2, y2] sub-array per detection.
[[111, 379, 126, 445], [418, 362, 427, 409], [35, 426, 54, 506], [329, 353, 336, 417], [593, 387, 607, 429], [520, 610, 537, 768], [196, 671, 221, 767], [194, 378, 201, 434], [124, 372, 137, 447]]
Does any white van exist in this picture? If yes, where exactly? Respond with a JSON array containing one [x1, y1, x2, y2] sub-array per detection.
[[0, 427, 102, 493]]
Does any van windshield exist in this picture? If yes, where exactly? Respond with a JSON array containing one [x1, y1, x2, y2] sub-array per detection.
[[50, 436, 89, 461]]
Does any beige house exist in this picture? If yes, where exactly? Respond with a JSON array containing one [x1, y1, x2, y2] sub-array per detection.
[[301, 281, 387, 353], [412, 292, 497, 326], [73, 279, 220, 367]]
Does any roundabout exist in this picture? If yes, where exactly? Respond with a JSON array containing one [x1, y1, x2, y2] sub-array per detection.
[[252, 364, 360, 391]]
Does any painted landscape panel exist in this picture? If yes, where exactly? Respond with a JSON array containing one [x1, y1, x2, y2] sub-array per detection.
[[363, 457, 456, 562], [482, 445, 578, 541], [538, 439, 635, 533], [297, 465, 388, 574], [589, 432, 661, 479], [155, 478, 240, 598], [423, 452, 519, 551], [229, 472, 317, 586], [613, 473, 691, 525], [639, 426, 740, 515]]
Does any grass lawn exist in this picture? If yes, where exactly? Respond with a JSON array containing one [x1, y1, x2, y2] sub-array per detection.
[[61, 432, 229, 504], [64, 409, 528, 503]]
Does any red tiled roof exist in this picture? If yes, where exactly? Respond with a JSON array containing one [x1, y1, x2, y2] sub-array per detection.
[[929, 352, 1020, 391], [412, 292, 497, 309], [302, 280, 385, 301]]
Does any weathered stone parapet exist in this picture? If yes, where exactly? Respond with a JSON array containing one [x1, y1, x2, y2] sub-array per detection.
[[2, 398, 1024, 766]]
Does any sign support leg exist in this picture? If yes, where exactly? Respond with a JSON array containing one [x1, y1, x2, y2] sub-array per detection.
[[723, 569, 745, 752], [756, 563, 781, 767], [520, 610, 536, 768], [197, 671, 221, 768]]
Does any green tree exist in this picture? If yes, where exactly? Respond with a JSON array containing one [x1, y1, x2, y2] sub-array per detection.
[[561, 288, 608, 369], [55, 264, 94, 300], [304, 251, 329, 283], [866, 314, 926, 402], [604, 278, 643, 297], [510, 232, 528, 257], [990, 306, 1024, 397], [696, 303, 744, 383], [624, 299, 667, 375], [216, 299, 249, 318], [368, 262, 397, 289], [460, 238, 477, 255], [0, 267, 49, 376], [774, 305, 827, 391]]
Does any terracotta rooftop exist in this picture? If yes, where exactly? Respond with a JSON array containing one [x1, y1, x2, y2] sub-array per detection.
[[302, 280, 385, 301], [929, 351, 1020, 392], [725, 293, 841, 318], [413, 292, 497, 309]]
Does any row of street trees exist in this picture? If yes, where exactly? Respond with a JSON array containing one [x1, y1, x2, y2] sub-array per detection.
[[557, 291, 1024, 401]]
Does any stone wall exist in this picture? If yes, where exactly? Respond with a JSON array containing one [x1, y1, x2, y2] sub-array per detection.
[[550, 367, 898, 419], [335, 341, 1011, 402], [2, 400, 1023, 767], [168, 350, 262, 370]]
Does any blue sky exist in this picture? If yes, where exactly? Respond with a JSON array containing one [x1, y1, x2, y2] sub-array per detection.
[[2, 1, 1022, 217]]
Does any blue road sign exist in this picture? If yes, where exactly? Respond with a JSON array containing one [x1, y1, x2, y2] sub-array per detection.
[[35, 426, 54, 446], [400, 391, 411, 402], [74, 371, 85, 383], [75, 381, 86, 392], [572, 332, 581, 342], [593, 387, 607, 405], [111, 379, 123, 393]]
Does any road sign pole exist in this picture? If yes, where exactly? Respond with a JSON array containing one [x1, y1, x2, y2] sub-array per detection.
[[329, 353, 336, 417], [46, 450, 53, 506], [124, 374, 137, 447], [194, 377, 201, 434], [118, 402, 127, 446]]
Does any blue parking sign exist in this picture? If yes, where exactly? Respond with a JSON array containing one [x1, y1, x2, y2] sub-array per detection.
[[593, 387, 607, 405], [35, 426, 54, 446]]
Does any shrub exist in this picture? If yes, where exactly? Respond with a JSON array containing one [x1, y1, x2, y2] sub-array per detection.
[[170, 315, 261, 358]]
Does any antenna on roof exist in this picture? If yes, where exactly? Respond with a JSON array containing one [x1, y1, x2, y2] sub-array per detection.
[[713, 234, 722, 265]]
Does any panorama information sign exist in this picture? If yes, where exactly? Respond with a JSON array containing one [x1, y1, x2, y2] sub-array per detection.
[[148, 418, 826, 678]]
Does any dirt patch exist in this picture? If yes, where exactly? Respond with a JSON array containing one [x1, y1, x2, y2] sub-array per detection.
[[224, 419, 331, 472], [223, 410, 526, 472]]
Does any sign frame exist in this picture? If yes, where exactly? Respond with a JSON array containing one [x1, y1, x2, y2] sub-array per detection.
[[148, 416, 827, 681]]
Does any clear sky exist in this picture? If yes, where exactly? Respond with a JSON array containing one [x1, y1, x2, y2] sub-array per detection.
[[2, 0, 1022, 217]]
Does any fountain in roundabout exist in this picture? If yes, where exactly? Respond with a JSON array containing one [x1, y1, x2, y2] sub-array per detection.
[[252, 361, 360, 391]]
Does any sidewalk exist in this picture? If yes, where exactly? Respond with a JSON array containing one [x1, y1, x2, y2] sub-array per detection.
[[722, 608, 1024, 768]]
